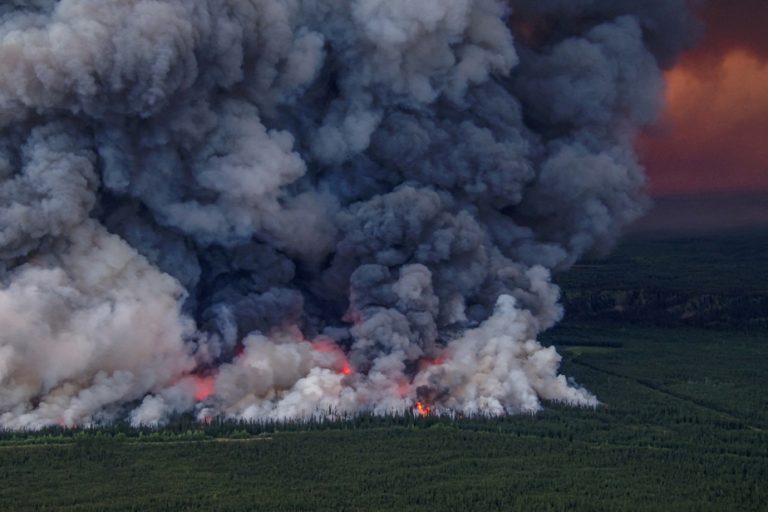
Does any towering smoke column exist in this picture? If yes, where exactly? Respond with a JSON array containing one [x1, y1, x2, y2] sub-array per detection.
[[0, 0, 695, 428]]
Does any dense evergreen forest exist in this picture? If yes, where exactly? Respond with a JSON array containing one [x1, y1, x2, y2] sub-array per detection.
[[560, 231, 768, 329], [1, 233, 766, 511]]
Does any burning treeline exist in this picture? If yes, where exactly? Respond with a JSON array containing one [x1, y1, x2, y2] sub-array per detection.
[[0, 0, 697, 429]]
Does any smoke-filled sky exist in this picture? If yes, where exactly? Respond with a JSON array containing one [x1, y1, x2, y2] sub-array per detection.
[[640, 0, 768, 195], [0, 0, 709, 429]]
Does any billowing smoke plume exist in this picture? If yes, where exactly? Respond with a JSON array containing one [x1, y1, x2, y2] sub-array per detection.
[[0, 0, 695, 429]]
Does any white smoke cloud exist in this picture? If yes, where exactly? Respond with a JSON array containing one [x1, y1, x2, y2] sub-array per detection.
[[0, 221, 195, 429]]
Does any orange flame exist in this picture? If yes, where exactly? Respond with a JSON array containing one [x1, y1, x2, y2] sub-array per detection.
[[415, 401, 431, 416], [194, 375, 216, 401], [313, 339, 353, 376]]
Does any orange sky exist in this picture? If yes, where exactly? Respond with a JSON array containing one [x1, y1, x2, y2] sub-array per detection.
[[640, 1, 768, 195]]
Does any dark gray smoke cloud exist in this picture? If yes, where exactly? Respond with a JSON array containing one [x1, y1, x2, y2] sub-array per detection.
[[0, 0, 695, 428]]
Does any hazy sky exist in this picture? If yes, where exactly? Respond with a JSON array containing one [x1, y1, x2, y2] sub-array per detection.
[[639, 0, 768, 196]]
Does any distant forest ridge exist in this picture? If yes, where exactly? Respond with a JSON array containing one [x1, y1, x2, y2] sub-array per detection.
[[558, 230, 768, 329]]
